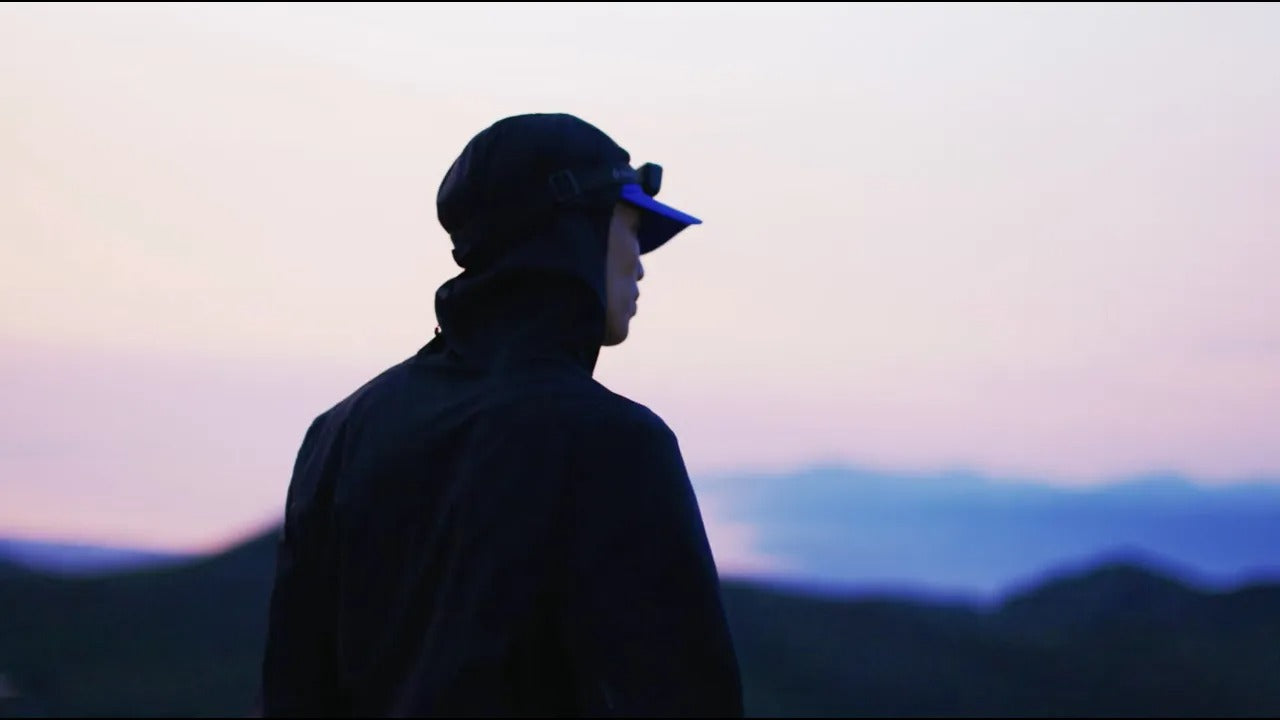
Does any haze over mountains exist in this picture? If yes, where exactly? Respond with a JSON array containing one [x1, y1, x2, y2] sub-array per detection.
[[3, 465, 1279, 715], [0, 539, 191, 577], [697, 465, 1280, 599], [5, 466, 1279, 602]]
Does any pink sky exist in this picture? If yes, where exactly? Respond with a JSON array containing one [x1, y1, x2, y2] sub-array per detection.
[[1, 3, 1278, 565]]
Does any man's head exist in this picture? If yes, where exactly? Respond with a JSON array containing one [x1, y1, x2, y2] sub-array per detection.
[[434, 113, 700, 351]]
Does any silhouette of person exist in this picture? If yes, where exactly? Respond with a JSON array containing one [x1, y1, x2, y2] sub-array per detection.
[[260, 113, 744, 717]]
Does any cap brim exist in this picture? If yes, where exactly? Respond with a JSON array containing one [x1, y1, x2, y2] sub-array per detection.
[[620, 183, 702, 254]]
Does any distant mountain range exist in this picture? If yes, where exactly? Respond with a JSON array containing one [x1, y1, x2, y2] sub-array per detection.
[[0, 539, 192, 577], [696, 466, 1280, 599], [1, 530, 1278, 717], [5, 466, 1279, 603]]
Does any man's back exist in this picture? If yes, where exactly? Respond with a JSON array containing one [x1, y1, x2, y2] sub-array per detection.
[[262, 340, 741, 716], [260, 113, 743, 717]]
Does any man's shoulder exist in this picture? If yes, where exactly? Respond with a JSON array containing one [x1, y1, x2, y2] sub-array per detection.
[[490, 374, 676, 446], [303, 361, 677, 453], [548, 382, 683, 466], [297, 356, 418, 432], [561, 380, 672, 432]]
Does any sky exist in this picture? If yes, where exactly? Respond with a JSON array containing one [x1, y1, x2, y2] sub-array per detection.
[[1, 2, 1278, 565]]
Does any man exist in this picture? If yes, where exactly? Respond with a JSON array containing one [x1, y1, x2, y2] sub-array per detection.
[[260, 113, 744, 717]]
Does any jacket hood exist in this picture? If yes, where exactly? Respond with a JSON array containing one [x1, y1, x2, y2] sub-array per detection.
[[429, 113, 631, 375]]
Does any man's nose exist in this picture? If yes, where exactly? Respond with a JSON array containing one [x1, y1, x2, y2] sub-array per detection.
[[637, 260, 645, 282]]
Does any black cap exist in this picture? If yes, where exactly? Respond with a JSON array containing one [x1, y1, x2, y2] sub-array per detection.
[[436, 113, 632, 269]]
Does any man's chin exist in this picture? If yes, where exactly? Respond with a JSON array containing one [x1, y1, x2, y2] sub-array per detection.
[[601, 323, 630, 347]]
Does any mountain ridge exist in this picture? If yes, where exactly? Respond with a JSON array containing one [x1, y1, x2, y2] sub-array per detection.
[[2, 528, 1279, 716]]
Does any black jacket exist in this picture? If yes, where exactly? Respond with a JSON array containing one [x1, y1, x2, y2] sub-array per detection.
[[260, 115, 743, 717]]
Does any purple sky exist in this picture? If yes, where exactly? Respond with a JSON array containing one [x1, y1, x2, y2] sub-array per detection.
[[2, 3, 1278, 568]]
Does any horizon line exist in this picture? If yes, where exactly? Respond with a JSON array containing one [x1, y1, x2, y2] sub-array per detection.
[[3, 460, 1279, 556]]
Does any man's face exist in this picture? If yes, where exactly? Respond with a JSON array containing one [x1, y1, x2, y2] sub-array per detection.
[[602, 202, 645, 347]]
